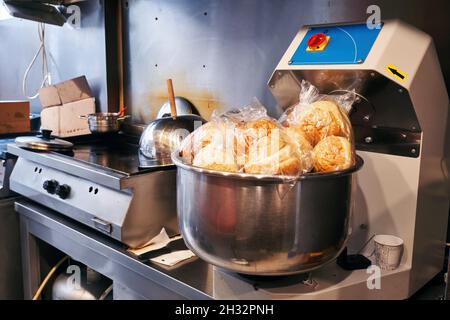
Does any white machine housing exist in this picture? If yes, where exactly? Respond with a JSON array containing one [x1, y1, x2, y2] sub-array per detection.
[[214, 20, 449, 299]]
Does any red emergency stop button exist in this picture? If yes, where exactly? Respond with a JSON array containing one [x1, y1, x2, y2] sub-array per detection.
[[306, 33, 330, 52], [307, 33, 327, 48]]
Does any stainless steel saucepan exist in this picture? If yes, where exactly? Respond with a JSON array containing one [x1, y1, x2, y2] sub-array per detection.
[[80, 113, 130, 133], [172, 153, 364, 275]]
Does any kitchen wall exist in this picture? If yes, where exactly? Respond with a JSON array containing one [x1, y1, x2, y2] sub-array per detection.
[[1, 0, 448, 123], [122, 0, 450, 123], [0, 0, 108, 113]]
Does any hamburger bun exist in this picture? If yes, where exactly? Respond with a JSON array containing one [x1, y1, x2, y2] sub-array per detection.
[[313, 136, 354, 172]]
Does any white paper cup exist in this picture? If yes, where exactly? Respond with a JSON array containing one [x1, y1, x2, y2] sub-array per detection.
[[373, 235, 404, 270]]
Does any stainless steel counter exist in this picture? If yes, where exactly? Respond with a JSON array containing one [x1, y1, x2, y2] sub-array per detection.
[[16, 199, 449, 300], [16, 199, 213, 300]]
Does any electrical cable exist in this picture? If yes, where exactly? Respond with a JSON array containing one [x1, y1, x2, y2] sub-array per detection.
[[32, 255, 69, 301], [356, 234, 376, 257], [98, 284, 113, 300], [22, 22, 51, 100]]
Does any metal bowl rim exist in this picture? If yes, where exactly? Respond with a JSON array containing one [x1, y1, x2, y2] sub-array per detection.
[[87, 112, 120, 117], [142, 114, 206, 128], [172, 152, 364, 182], [86, 113, 122, 121]]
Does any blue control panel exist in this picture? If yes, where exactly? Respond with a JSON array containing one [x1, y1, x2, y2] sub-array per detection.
[[290, 23, 383, 65]]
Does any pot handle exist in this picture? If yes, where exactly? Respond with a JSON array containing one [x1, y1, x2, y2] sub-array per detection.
[[79, 115, 88, 119], [117, 115, 131, 121], [167, 79, 178, 120]]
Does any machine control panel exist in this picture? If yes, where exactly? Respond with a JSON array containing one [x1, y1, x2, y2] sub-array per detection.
[[290, 23, 383, 65]]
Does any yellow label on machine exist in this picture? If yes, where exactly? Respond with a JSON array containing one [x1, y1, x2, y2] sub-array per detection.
[[386, 64, 407, 81]]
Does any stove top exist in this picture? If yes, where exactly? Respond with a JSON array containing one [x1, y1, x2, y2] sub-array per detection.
[[70, 134, 175, 175], [8, 133, 174, 176], [8, 132, 179, 247], [70, 138, 145, 176]]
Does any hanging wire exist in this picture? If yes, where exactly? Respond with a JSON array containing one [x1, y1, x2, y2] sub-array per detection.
[[22, 23, 51, 100], [357, 234, 377, 256], [98, 284, 113, 300]]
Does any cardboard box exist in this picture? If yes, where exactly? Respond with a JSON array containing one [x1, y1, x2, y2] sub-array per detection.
[[38, 85, 61, 109], [38, 76, 93, 108], [0, 101, 30, 134], [39, 76, 95, 137], [41, 97, 95, 138]]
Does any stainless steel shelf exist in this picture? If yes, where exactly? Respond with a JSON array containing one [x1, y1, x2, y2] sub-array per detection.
[[16, 199, 213, 300]]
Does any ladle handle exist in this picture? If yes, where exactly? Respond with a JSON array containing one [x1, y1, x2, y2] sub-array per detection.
[[166, 79, 177, 120]]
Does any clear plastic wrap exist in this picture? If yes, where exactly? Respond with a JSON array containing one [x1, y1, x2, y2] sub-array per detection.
[[179, 99, 314, 176], [279, 80, 356, 172], [179, 81, 357, 175], [211, 98, 270, 124]]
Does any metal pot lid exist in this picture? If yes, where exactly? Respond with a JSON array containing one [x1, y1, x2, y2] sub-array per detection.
[[138, 150, 175, 170], [139, 114, 206, 163], [156, 97, 197, 119], [15, 130, 73, 151]]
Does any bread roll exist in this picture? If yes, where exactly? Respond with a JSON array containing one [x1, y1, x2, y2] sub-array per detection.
[[313, 136, 353, 172], [284, 126, 314, 173], [180, 122, 228, 163], [245, 118, 278, 134], [244, 143, 301, 175], [243, 118, 278, 146], [193, 143, 239, 173], [181, 113, 321, 175], [286, 100, 351, 146], [244, 130, 302, 175], [231, 118, 279, 167], [284, 126, 313, 153]]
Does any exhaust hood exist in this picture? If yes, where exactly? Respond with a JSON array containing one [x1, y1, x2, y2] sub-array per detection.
[[3, 0, 85, 26]]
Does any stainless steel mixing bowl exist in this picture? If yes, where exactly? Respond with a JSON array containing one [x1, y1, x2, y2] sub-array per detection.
[[172, 153, 364, 275]]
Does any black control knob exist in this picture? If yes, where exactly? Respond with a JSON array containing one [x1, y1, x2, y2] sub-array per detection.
[[55, 184, 71, 200], [43, 180, 59, 194]]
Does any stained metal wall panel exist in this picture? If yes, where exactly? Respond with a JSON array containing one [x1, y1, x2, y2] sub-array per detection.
[[122, 0, 450, 124], [0, 0, 108, 113]]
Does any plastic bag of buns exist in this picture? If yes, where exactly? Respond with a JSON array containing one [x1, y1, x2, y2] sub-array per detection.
[[179, 99, 314, 176], [279, 80, 356, 173]]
